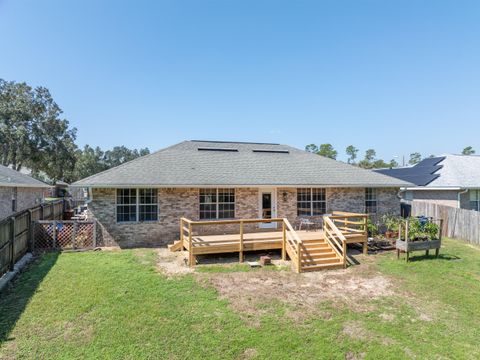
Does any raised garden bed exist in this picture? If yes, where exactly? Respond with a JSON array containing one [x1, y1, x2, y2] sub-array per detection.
[[395, 217, 444, 262]]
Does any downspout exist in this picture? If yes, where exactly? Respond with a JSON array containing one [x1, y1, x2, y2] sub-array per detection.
[[397, 188, 406, 200], [457, 188, 468, 209]]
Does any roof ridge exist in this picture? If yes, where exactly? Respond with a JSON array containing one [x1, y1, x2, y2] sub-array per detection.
[[190, 140, 281, 145]]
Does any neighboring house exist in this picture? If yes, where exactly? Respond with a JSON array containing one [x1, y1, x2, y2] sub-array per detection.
[[0, 164, 50, 220], [375, 155, 480, 210], [72, 140, 410, 247]]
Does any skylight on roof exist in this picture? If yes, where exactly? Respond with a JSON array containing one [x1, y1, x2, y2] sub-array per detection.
[[252, 149, 289, 154], [198, 147, 238, 152]]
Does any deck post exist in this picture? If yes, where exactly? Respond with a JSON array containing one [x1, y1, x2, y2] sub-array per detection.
[[188, 223, 194, 267], [239, 221, 244, 263], [296, 242, 301, 273], [342, 240, 347, 268], [405, 220, 409, 262], [282, 221, 286, 261], [180, 218, 184, 250]]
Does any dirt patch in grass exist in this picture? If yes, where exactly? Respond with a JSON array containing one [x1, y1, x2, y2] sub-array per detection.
[[196, 262, 394, 323], [156, 248, 194, 276]]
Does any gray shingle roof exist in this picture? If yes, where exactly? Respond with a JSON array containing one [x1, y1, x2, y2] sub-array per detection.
[[72, 140, 412, 188], [0, 165, 51, 188], [375, 155, 480, 189]]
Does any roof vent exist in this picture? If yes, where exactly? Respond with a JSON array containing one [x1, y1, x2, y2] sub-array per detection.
[[252, 149, 289, 154], [198, 147, 238, 152]]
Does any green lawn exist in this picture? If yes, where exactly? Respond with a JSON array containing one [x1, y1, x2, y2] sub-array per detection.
[[1, 239, 479, 359]]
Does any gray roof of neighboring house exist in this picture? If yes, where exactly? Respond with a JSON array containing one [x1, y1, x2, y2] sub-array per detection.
[[375, 154, 480, 189], [0, 164, 51, 188], [72, 140, 412, 188]]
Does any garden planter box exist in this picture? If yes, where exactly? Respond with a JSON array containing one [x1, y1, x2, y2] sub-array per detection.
[[396, 218, 444, 262], [396, 239, 441, 261], [396, 239, 441, 252]]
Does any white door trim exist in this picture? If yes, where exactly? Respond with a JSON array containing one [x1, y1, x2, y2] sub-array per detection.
[[258, 188, 277, 229]]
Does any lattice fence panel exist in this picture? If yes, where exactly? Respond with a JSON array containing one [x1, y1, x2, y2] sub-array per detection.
[[34, 221, 96, 251]]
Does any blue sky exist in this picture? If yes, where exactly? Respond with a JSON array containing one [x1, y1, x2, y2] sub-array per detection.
[[1, 0, 479, 163]]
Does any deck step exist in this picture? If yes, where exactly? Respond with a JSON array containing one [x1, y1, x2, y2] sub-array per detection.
[[302, 237, 325, 244], [303, 238, 327, 243], [302, 244, 330, 251], [301, 256, 340, 265], [168, 240, 183, 252], [302, 248, 334, 255], [302, 252, 336, 259], [301, 262, 344, 271]]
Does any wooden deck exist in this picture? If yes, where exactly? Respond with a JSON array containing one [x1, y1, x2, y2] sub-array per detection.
[[184, 230, 324, 255], [170, 212, 369, 273]]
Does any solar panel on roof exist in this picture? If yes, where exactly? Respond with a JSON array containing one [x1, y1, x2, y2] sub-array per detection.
[[252, 149, 289, 154], [374, 156, 445, 186], [197, 147, 238, 152]]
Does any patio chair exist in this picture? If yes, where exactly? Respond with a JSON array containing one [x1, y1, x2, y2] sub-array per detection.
[[298, 218, 316, 231]]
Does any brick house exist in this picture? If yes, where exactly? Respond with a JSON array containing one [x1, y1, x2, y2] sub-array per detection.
[[375, 155, 480, 210], [0, 164, 50, 220], [73, 140, 410, 247]]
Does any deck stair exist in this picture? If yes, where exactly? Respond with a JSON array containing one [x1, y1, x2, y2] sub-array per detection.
[[300, 239, 344, 271]]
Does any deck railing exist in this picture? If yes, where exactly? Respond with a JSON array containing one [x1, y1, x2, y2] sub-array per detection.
[[324, 212, 369, 263], [329, 211, 368, 236], [323, 216, 348, 268], [179, 217, 304, 272]]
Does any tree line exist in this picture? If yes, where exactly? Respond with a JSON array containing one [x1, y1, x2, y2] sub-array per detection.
[[1, 78, 477, 182], [305, 143, 476, 169], [0, 79, 149, 183]]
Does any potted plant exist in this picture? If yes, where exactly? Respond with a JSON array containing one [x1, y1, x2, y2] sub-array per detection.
[[382, 214, 402, 239], [367, 218, 379, 238]]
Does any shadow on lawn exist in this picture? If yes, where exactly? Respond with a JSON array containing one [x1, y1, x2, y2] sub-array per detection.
[[0, 252, 59, 345], [403, 253, 461, 262]]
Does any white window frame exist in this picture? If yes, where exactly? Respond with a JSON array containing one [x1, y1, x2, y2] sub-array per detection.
[[199, 188, 235, 220], [116, 188, 158, 223], [365, 188, 378, 214], [296, 188, 327, 216], [470, 190, 480, 211]]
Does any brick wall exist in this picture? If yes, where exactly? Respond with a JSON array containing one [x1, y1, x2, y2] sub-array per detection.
[[89, 186, 400, 247], [0, 186, 45, 221]]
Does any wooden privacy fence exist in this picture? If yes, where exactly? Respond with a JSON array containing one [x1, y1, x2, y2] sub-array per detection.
[[0, 200, 64, 278], [33, 221, 96, 250], [411, 201, 480, 245]]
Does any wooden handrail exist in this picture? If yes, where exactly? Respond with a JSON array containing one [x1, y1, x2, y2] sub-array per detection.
[[181, 217, 284, 226], [323, 216, 348, 268], [331, 211, 368, 217]]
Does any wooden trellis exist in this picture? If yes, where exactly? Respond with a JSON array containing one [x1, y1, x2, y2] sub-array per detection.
[[33, 221, 96, 251]]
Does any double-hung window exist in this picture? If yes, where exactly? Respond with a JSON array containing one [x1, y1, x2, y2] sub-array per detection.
[[470, 190, 480, 211], [116, 188, 158, 222], [297, 188, 326, 216], [365, 188, 378, 214], [199, 188, 235, 219]]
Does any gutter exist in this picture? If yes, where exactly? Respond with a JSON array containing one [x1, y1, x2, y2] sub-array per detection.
[[457, 188, 469, 209], [71, 183, 410, 189]]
